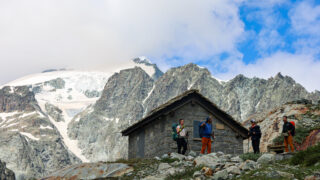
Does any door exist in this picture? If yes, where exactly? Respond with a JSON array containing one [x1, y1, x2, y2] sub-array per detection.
[[137, 129, 145, 158]]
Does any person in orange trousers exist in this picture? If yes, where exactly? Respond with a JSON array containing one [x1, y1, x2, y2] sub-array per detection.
[[200, 117, 215, 154], [282, 116, 294, 152]]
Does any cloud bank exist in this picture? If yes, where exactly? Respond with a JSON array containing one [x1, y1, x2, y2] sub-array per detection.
[[1, 0, 320, 92], [0, 0, 243, 85]]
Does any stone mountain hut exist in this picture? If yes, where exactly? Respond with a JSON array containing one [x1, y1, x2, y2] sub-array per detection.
[[121, 89, 249, 159]]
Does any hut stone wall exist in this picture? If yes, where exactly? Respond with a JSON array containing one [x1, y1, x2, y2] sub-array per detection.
[[128, 100, 244, 159]]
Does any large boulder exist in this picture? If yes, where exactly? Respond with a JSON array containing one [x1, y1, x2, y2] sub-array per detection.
[[257, 154, 275, 164], [157, 163, 171, 172], [194, 154, 219, 169], [188, 151, 197, 157], [230, 156, 243, 163], [142, 176, 165, 180], [213, 169, 228, 180], [170, 152, 185, 161], [0, 160, 15, 180], [226, 166, 241, 175], [239, 160, 258, 171], [42, 162, 133, 179]]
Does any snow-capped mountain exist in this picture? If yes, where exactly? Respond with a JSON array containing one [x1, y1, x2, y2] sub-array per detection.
[[0, 58, 163, 179], [1, 59, 320, 179]]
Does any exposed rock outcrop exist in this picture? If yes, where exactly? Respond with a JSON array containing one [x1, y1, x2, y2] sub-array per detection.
[[0, 160, 15, 180]]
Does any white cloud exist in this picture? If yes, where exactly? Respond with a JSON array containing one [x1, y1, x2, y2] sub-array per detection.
[[290, 1, 320, 37], [214, 52, 320, 92], [0, 0, 244, 85], [289, 1, 320, 55]]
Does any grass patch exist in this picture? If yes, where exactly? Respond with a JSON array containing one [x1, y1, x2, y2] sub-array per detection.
[[165, 166, 203, 180], [239, 153, 262, 161], [290, 143, 320, 167], [160, 157, 179, 163]]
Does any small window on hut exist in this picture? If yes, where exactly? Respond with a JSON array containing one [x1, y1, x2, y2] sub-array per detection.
[[193, 120, 200, 138]]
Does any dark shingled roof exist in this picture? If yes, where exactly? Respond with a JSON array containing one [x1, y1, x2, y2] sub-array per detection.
[[121, 89, 249, 138]]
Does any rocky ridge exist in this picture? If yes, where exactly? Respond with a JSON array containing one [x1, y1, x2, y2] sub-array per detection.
[[73, 63, 320, 162], [1, 60, 320, 179]]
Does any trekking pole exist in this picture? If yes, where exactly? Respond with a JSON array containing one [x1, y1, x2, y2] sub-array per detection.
[[213, 138, 215, 152], [187, 132, 191, 154], [247, 138, 250, 153]]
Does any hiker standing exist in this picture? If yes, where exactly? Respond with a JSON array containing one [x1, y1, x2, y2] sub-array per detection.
[[176, 119, 188, 155], [248, 119, 261, 154], [200, 117, 215, 154], [282, 116, 294, 152]]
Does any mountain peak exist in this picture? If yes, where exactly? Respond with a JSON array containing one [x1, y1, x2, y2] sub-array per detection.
[[275, 72, 284, 79], [132, 57, 163, 80]]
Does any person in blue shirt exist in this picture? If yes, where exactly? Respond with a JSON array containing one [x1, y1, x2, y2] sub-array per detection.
[[200, 117, 215, 154]]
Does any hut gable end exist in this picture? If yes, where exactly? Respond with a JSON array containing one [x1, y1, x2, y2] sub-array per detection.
[[121, 89, 249, 158]]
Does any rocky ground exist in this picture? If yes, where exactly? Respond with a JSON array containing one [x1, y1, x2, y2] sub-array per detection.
[[39, 147, 320, 180]]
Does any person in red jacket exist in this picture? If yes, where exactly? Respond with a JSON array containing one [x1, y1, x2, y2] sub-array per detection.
[[282, 116, 294, 152]]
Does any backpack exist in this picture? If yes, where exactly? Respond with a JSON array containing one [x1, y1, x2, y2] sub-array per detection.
[[172, 123, 179, 141], [290, 121, 295, 136], [199, 122, 205, 138]]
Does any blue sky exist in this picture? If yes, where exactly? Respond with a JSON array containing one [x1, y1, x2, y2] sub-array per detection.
[[151, 0, 320, 91], [0, 0, 320, 91]]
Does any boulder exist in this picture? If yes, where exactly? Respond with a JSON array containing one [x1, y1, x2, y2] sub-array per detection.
[[142, 176, 165, 180], [161, 154, 169, 159], [213, 169, 228, 180], [257, 154, 275, 164], [194, 155, 219, 169], [239, 160, 257, 171], [157, 163, 171, 172], [189, 150, 197, 157], [154, 156, 161, 161], [193, 171, 202, 178], [226, 166, 241, 175], [185, 155, 194, 161], [170, 152, 185, 161], [216, 152, 224, 157], [230, 156, 243, 163], [277, 171, 295, 179]]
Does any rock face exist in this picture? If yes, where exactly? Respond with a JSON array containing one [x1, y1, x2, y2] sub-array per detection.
[[0, 160, 15, 180], [0, 86, 80, 179], [0, 86, 37, 112], [68, 67, 154, 161]]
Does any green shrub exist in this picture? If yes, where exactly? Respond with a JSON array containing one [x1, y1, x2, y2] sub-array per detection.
[[290, 143, 320, 166], [304, 153, 320, 166], [160, 157, 179, 163], [273, 134, 284, 144], [239, 153, 262, 161], [293, 126, 311, 144]]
